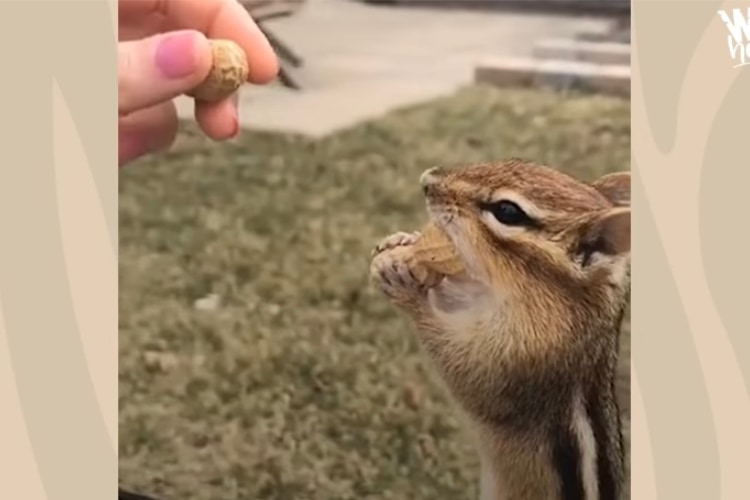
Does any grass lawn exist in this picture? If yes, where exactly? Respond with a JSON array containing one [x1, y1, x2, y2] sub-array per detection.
[[119, 84, 631, 500]]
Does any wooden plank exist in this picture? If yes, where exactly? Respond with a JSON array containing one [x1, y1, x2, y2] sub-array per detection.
[[475, 56, 630, 98], [239, 0, 308, 90], [533, 38, 630, 66]]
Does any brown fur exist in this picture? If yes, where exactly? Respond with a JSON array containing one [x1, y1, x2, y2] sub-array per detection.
[[370, 159, 631, 500]]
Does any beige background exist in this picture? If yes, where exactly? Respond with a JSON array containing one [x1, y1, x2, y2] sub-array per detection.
[[0, 0, 746, 498], [632, 0, 750, 498], [0, 0, 117, 499]]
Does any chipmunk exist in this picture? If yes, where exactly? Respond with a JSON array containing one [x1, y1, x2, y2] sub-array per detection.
[[369, 159, 630, 500]]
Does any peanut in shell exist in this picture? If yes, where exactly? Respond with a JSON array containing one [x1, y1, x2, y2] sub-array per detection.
[[187, 39, 249, 102], [412, 222, 464, 277]]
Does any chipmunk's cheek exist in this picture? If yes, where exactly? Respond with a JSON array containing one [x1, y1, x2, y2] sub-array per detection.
[[447, 233, 491, 283], [426, 205, 456, 228], [427, 276, 492, 316], [423, 203, 490, 281]]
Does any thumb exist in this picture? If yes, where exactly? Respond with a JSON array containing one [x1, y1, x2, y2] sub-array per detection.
[[119, 30, 213, 116]]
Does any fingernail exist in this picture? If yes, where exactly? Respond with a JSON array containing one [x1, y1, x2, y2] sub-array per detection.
[[155, 31, 200, 79]]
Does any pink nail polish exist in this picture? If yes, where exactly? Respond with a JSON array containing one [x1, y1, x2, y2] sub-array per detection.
[[155, 32, 199, 79]]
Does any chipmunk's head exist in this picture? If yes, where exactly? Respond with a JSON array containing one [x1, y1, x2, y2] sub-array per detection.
[[420, 159, 630, 330]]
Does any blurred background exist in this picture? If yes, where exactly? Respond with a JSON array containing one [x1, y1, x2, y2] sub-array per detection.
[[119, 1, 631, 498]]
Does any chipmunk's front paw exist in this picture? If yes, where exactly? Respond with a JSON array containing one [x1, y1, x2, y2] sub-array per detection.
[[371, 231, 421, 257], [370, 232, 440, 303], [371, 251, 421, 292]]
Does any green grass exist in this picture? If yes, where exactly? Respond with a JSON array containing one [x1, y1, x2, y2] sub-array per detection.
[[119, 85, 631, 500]]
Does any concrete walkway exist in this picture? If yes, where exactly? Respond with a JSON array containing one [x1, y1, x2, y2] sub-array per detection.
[[175, 0, 612, 138]]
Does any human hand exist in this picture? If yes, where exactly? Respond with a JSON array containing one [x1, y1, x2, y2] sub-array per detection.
[[118, 0, 279, 166]]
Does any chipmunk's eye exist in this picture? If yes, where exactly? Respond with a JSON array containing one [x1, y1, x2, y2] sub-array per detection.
[[483, 200, 533, 226]]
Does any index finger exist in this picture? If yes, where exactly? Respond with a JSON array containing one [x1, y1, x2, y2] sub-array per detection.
[[120, 0, 279, 84]]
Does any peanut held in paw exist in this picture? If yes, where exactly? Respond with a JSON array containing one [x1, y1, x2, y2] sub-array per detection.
[[413, 222, 464, 276], [187, 39, 249, 102]]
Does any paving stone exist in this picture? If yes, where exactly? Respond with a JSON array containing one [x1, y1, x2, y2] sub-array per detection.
[[475, 56, 630, 97], [533, 38, 630, 66]]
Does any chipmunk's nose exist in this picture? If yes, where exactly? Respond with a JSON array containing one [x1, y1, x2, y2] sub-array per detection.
[[420, 167, 442, 195]]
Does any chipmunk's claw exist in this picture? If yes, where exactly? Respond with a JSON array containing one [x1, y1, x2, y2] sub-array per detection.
[[370, 250, 437, 308], [372, 253, 419, 290], [371, 231, 421, 257]]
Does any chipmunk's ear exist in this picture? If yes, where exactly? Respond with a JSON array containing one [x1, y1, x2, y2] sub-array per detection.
[[576, 207, 631, 268], [591, 172, 630, 207]]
